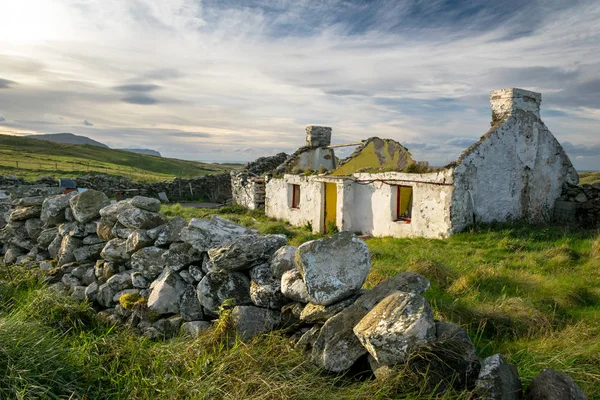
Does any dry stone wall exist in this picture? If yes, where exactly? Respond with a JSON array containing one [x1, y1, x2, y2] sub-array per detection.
[[0, 189, 587, 398], [555, 183, 600, 228]]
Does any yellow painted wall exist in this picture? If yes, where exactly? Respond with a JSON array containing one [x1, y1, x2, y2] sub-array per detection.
[[324, 183, 337, 231], [399, 186, 412, 217]]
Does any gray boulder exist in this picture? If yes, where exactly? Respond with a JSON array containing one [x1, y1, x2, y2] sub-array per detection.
[[249, 263, 289, 309], [117, 207, 166, 230], [353, 291, 436, 365], [130, 246, 167, 280], [296, 232, 370, 306], [125, 230, 154, 254], [110, 222, 134, 239], [152, 217, 186, 247], [130, 196, 161, 212], [311, 272, 430, 372], [83, 234, 105, 245], [12, 196, 45, 207], [37, 228, 58, 248], [48, 234, 62, 258], [179, 285, 204, 321], [162, 242, 203, 271], [281, 268, 310, 303], [25, 218, 43, 241], [188, 264, 204, 282], [131, 271, 150, 288], [73, 243, 105, 262], [57, 236, 83, 267], [41, 193, 76, 226], [69, 189, 110, 223], [230, 306, 281, 340], [196, 270, 252, 316], [97, 272, 133, 307], [525, 369, 586, 400], [10, 206, 42, 221], [474, 354, 523, 400], [269, 245, 297, 278], [99, 201, 136, 225], [85, 282, 99, 302], [96, 220, 114, 241], [147, 269, 187, 315], [180, 216, 255, 252], [300, 295, 359, 324], [4, 246, 24, 264], [181, 321, 212, 338], [208, 234, 287, 272], [100, 238, 130, 262]]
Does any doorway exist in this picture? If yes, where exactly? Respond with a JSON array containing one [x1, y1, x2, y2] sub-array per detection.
[[324, 183, 337, 233]]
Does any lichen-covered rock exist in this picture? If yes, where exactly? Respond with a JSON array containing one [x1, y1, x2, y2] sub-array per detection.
[[37, 228, 58, 248], [249, 263, 289, 309], [281, 268, 309, 303], [147, 269, 187, 315], [474, 354, 522, 400], [48, 234, 62, 258], [25, 218, 43, 241], [97, 271, 133, 307], [83, 234, 105, 245], [131, 271, 150, 288], [269, 245, 297, 278], [41, 193, 77, 226], [179, 285, 204, 321], [10, 206, 42, 221], [196, 270, 252, 316], [96, 220, 114, 241], [296, 325, 322, 353], [70, 189, 110, 223], [310, 272, 430, 372], [12, 196, 46, 207], [296, 232, 370, 306], [353, 292, 436, 365], [130, 196, 161, 212], [188, 264, 204, 282], [180, 216, 255, 252], [73, 243, 105, 262], [208, 234, 287, 272], [100, 238, 130, 262], [230, 306, 281, 340], [125, 230, 154, 254], [300, 295, 358, 324], [99, 201, 136, 225], [57, 236, 83, 267], [130, 246, 167, 280], [117, 207, 167, 230], [525, 369, 586, 400], [162, 242, 203, 271], [71, 286, 87, 301], [152, 217, 186, 247], [181, 321, 211, 338], [3, 246, 24, 264], [111, 222, 134, 240], [179, 270, 194, 284], [85, 281, 99, 302]]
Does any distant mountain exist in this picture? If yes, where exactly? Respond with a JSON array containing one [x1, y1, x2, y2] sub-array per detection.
[[120, 148, 162, 157], [27, 133, 109, 148]]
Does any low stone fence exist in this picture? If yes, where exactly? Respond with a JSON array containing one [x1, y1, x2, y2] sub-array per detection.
[[555, 183, 600, 228], [0, 189, 587, 399]]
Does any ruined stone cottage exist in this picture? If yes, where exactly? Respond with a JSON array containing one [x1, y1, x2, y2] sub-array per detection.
[[232, 88, 578, 238]]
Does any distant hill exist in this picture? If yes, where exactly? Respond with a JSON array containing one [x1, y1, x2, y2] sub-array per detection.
[[0, 134, 237, 182], [120, 148, 162, 157], [26, 133, 109, 148]]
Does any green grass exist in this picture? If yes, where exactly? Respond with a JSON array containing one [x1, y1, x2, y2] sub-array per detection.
[[0, 134, 237, 182], [579, 171, 600, 185], [1, 214, 599, 398]]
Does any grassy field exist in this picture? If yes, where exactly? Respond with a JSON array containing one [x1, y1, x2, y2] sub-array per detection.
[[0, 134, 238, 182], [580, 172, 600, 185], [1, 206, 599, 399]]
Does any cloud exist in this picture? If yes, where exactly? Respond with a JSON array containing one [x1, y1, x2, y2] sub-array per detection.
[[0, 78, 15, 89], [445, 137, 478, 148], [0, 115, 5, 122], [562, 141, 600, 157], [121, 95, 159, 105], [83, 119, 93, 126], [114, 84, 161, 93]]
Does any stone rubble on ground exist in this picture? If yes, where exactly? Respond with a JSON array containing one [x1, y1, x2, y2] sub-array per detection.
[[0, 186, 587, 398]]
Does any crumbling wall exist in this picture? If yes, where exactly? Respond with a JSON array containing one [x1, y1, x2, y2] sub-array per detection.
[[331, 138, 414, 176], [231, 173, 266, 210], [450, 89, 578, 232], [555, 183, 600, 228]]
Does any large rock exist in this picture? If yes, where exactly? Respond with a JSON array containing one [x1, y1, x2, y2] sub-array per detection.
[[110, 222, 134, 239], [37, 228, 58, 248], [179, 285, 204, 321], [12, 196, 45, 207], [117, 207, 166, 230], [180, 216, 255, 252], [57, 236, 83, 267], [147, 269, 187, 315], [249, 263, 289, 309], [208, 234, 287, 272], [296, 232, 370, 306], [125, 230, 154, 254], [3, 246, 24, 264], [9, 206, 42, 221], [474, 354, 523, 400], [41, 193, 77, 226], [310, 272, 430, 372], [73, 243, 105, 262], [230, 306, 281, 340], [97, 271, 133, 307], [353, 291, 436, 365], [152, 217, 186, 247], [130, 196, 161, 212], [130, 246, 167, 280], [269, 245, 297, 278], [162, 242, 203, 271], [196, 270, 252, 316], [525, 369, 586, 400], [69, 189, 110, 223], [96, 220, 114, 241], [281, 268, 310, 303], [99, 201, 136, 225], [25, 218, 43, 241], [300, 295, 359, 324], [48, 234, 62, 258], [100, 238, 130, 262]]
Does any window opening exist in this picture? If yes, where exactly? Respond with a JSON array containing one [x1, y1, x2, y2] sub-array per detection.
[[396, 186, 412, 222]]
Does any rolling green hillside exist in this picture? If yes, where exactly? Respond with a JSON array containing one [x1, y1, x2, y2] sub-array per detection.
[[579, 172, 600, 185], [0, 134, 238, 182]]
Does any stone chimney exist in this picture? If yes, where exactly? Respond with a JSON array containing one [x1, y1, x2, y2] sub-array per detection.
[[490, 88, 541, 125], [306, 126, 332, 147]]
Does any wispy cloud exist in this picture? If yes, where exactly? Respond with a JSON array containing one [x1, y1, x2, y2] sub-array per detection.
[[0, 0, 598, 167], [83, 119, 93, 126]]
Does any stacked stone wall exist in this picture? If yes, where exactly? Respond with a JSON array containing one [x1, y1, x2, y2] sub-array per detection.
[[556, 183, 600, 228]]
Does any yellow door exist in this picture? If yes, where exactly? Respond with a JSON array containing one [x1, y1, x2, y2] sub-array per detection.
[[324, 183, 337, 233]]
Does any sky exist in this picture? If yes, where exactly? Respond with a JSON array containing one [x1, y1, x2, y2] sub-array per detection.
[[0, 0, 599, 170]]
